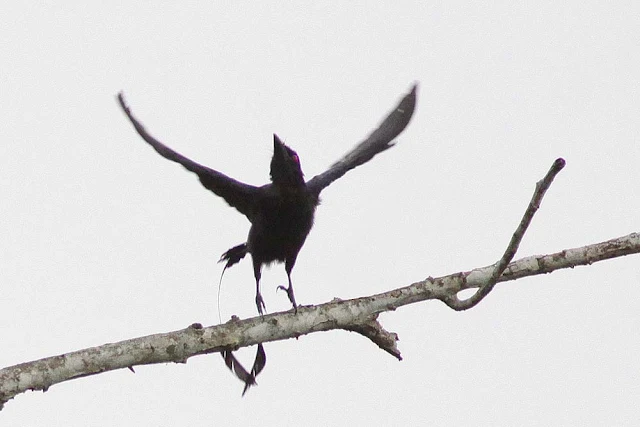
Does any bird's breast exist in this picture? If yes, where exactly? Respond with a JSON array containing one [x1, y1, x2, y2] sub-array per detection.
[[248, 191, 317, 261]]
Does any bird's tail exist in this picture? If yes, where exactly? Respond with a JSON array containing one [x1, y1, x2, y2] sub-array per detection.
[[218, 243, 248, 269], [217, 244, 265, 395], [217, 243, 249, 324]]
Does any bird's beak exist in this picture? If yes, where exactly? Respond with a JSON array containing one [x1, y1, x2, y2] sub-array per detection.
[[273, 134, 284, 151]]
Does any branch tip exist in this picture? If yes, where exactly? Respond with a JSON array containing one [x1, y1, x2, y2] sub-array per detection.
[[347, 318, 402, 361]]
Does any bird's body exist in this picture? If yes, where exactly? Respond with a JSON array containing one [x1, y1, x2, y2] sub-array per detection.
[[118, 85, 417, 315], [223, 166, 319, 312], [247, 184, 316, 268]]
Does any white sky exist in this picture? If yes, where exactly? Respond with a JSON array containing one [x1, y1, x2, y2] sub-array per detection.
[[1, 2, 639, 426]]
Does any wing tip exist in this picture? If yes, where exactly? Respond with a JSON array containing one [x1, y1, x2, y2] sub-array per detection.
[[389, 82, 418, 128], [404, 82, 418, 113]]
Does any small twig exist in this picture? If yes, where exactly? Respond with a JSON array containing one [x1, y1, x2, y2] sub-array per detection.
[[443, 158, 566, 311], [346, 316, 402, 360]]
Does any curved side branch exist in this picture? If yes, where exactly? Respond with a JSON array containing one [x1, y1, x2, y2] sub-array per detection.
[[444, 158, 566, 310]]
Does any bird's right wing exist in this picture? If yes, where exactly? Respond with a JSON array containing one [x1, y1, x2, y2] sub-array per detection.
[[306, 84, 417, 196], [117, 93, 259, 218]]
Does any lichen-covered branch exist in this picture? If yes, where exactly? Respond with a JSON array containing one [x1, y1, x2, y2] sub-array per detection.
[[1, 231, 638, 408]]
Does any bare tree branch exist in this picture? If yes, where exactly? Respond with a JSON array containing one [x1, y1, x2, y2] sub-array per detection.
[[1, 155, 638, 409], [1, 231, 638, 408]]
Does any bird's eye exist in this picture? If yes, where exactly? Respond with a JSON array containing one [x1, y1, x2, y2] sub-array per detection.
[[292, 154, 300, 164]]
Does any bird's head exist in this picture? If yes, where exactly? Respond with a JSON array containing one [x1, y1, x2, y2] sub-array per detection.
[[270, 134, 305, 187]]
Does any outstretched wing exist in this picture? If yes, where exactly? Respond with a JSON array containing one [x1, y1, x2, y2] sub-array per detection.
[[117, 93, 259, 218], [306, 84, 417, 196]]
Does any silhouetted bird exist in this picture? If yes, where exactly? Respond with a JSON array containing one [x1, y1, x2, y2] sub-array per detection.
[[117, 85, 416, 315]]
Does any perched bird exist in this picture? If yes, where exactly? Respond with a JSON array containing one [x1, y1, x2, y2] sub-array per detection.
[[117, 85, 417, 315]]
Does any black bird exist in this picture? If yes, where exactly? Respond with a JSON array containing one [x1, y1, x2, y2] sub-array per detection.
[[117, 85, 417, 315]]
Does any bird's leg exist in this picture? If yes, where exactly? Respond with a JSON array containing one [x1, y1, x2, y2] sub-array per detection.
[[255, 290, 266, 316], [253, 264, 266, 316], [285, 273, 298, 313], [277, 264, 298, 313]]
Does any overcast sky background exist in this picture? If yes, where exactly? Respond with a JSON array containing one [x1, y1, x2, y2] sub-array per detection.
[[1, 2, 639, 426]]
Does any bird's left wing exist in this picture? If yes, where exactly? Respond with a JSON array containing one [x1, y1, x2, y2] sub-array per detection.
[[117, 93, 259, 218], [306, 84, 417, 196]]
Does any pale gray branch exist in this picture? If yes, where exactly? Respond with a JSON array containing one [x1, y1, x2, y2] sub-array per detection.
[[1, 231, 638, 408]]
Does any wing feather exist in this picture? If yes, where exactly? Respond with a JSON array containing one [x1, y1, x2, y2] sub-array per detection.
[[117, 93, 258, 218], [306, 84, 417, 195]]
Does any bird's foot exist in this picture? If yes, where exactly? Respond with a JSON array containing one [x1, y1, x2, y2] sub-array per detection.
[[276, 285, 298, 313], [255, 293, 267, 316]]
